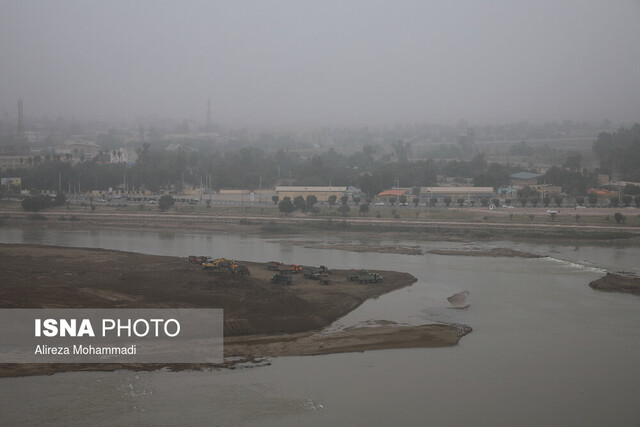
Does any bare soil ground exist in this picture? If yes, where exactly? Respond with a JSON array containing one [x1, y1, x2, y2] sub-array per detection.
[[427, 248, 542, 258], [0, 244, 469, 377], [589, 273, 640, 296]]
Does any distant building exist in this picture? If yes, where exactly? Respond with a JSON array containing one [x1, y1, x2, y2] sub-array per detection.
[[110, 147, 138, 164], [57, 141, 103, 160], [419, 186, 495, 204], [510, 172, 542, 186], [530, 184, 562, 196], [275, 186, 347, 202], [0, 156, 27, 171], [377, 189, 409, 200], [344, 186, 363, 201]]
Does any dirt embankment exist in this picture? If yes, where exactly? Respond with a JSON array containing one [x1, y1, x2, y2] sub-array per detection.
[[0, 244, 469, 377], [274, 240, 424, 255], [427, 248, 542, 258], [589, 273, 640, 296]]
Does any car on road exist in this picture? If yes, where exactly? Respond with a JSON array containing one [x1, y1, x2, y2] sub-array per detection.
[[375, 202, 385, 206], [502, 205, 514, 209], [546, 210, 558, 214]]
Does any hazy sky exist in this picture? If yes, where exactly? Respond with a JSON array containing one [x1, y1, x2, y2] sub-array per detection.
[[1, 0, 639, 127]]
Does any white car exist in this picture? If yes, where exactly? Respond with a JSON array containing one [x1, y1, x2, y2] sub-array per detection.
[[375, 202, 385, 206], [546, 210, 558, 214], [502, 205, 514, 209]]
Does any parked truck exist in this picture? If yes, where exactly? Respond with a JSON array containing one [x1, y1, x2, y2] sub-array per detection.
[[303, 266, 330, 280], [267, 261, 283, 271], [278, 264, 303, 274], [347, 270, 383, 284]]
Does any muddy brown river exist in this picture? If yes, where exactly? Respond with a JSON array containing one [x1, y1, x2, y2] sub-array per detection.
[[0, 227, 639, 426]]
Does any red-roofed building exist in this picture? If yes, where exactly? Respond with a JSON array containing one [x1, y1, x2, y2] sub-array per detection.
[[377, 189, 408, 199]]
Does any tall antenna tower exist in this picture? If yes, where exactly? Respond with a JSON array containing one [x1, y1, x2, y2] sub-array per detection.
[[206, 98, 212, 131], [16, 98, 25, 144]]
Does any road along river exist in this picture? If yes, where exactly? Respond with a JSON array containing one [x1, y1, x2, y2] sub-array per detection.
[[0, 227, 638, 426]]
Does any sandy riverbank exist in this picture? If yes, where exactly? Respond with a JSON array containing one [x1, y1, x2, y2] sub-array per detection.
[[427, 248, 542, 258], [589, 273, 640, 296], [0, 244, 469, 377]]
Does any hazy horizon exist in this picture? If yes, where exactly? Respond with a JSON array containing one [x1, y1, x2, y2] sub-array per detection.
[[2, 1, 639, 128]]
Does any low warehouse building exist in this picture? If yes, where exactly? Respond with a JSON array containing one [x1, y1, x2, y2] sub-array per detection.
[[275, 186, 347, 203], [419, 187, 495, 204]]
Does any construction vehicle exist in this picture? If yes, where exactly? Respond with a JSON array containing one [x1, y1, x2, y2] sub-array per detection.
[[303, 268, 321, 280], [303, 265, 330, 279], [278, 264, 303, 274], [202, 258, 230, 270], [320, 272, 330, 285], [267, 261, 283, 271], [347, 270, 383, 284], [227, 262, 251, 276], [270, 273, 293, 285], [189, 255, 209, 264], [227, 261, 250, 276]]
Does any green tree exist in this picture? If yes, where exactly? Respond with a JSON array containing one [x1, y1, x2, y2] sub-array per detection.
[[328, 195, 337, 206], [399, 195, 407, 205], [622, 195, 632, 207], [158, 195, 175, 211], [306, 195, 318, 210], [337, 203, 350, 216], [614, 212, 625, 224], [413, 197, 419, 206], [587, 194, 598, 207], [610, 196, 619, 208], [54, 193, 67, 206], [278, 197, 295, 215], [553, 195, 564, 207], [575, 196, 585, 206], [431, 197, 438, 207], [520, 198, 528, 207], [457, 198, 465, 207], [444, 197, 452, 207], [359, 203, 370, 216], [294, 195, 306, 211], [21, 195, 52, 212], [272, 195, 279, 205]]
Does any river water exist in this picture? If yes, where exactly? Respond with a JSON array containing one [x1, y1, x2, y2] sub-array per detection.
[[0, 228, 638, 426]]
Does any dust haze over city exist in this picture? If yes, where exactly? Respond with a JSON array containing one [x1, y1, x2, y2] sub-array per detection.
[[2, 0, 640, 128], [2, 2, 640, 427]]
